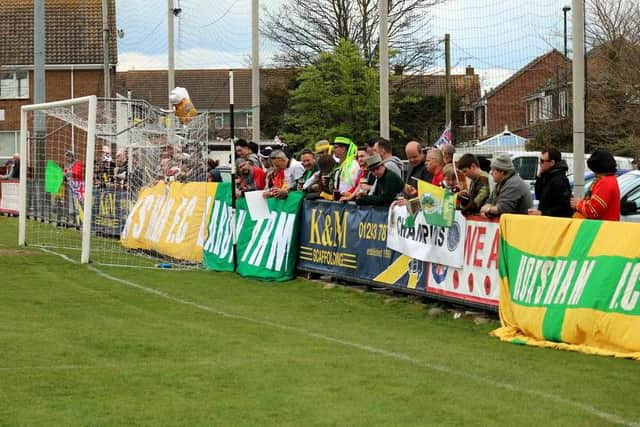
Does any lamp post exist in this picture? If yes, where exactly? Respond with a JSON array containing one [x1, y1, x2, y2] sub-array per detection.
[[563, 5, 571, 57]]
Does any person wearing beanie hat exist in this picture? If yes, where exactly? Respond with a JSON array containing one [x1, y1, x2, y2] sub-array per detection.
[[480, 153, 532, 217], [490, 152, 515, 172], [570, 149, 620, 221]]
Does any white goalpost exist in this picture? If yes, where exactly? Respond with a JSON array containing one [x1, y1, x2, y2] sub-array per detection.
[[19, 95, 97, 263]]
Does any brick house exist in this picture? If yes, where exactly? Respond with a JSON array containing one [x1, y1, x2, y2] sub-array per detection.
[[116, 68, 299, 142], [474, 50, 569, 140], [0, 0, 117, 161], [523, 38, 640, 132], [117, 67, 480, 144]]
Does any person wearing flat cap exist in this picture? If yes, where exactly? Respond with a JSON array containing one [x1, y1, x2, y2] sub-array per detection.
[[570, 149, 620, 221], [355, 154, 405, 207], [480, 153, 532, 217]]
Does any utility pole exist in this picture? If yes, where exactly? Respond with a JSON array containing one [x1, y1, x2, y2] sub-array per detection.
[[167, 0, 176, 144], [251, 0, 260, 142], [34, 0, 46, 217], [379, 0, 389, 139], [572, 0, 585, 197], [445, 34, 452, 128], [102, 0, 110, 98]]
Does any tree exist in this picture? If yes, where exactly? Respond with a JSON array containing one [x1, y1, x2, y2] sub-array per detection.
[[526, 120, 573, 152], [391, 92, 462, 146], [584, 0, 640, 154], [262, 0, 446, 71], [281, 40, 380, 147], [260, 73, 300, 141]]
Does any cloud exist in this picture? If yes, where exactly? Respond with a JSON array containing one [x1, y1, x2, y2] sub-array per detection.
[[117, 48, 276, 71]]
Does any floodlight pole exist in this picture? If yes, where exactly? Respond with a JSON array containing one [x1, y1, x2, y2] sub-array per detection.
[[572, 0, 585, 198], [229, 71, 237, 271], [379, 0, 390, 139]]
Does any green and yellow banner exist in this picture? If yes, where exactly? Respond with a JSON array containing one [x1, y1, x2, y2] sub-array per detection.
[[417, 180, 457, 227], [492, 214, 640, 359]]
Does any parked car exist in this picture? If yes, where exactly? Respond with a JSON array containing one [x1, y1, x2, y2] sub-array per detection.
[[618, 171, 640, 223], [568, 169, 630, 192]]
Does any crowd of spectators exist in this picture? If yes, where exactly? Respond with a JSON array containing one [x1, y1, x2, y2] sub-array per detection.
[[37, 136, 621, 224]]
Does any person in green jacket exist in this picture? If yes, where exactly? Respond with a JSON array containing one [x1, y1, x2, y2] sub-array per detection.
[[356, 154, 405, 207]]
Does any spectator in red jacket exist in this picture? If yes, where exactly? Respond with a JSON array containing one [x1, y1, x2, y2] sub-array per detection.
[[235, 157, 265, 198], [570, 149, 620, 221], [425, 148, 444, 186]]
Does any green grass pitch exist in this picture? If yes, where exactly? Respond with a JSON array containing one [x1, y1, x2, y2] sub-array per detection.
[[0, 216, 639, 426]]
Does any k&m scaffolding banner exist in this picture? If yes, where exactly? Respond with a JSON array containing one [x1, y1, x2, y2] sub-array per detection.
[[492, 214, 640, 359]]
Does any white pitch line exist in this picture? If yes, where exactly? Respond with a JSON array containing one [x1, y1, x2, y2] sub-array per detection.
[[16, 248, 640, 427]]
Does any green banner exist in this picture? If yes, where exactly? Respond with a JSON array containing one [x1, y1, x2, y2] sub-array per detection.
[[203, 184, 304, 281], [202, 183, 236, 272], [236, 191, 304, 281]]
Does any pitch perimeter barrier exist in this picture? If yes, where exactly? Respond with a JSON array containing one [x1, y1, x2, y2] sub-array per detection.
[[298, 199, 500, 311]]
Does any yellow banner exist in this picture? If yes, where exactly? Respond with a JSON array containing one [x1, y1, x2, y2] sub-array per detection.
[[120, 182, 217, 262], [492, 214, 640, 359]]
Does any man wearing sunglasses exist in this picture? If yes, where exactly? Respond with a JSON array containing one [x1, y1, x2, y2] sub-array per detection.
[[529, 147, 573, 217]]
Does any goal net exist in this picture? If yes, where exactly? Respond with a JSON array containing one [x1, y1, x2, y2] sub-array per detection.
[[19, 95, 212, 268]]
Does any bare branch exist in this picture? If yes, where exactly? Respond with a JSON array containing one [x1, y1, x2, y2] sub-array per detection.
[[262, 0, 448, 70]]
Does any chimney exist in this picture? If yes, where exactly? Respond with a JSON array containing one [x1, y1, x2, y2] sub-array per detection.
[[465, 65, 474, 76]]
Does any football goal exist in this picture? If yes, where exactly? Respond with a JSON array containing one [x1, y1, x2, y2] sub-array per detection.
[[18, 95, 211, 268]]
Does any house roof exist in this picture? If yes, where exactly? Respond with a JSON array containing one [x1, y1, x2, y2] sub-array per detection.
[[117, 68, 480, 111], [0, 0, 117, 66], [394, 71, 481, 105], [116, 68, 299, 111], [484, 50, 569, 100], [476, 127, 528, 148]]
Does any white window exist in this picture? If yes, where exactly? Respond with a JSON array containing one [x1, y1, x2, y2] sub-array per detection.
[[214, 112, 252, 129], [528, 101, 538, 123], [0, 71, 29, 99], [541, 95, 553, 120], [214, 113, 224, 129], [559, 90, 567, 118], [0, 131, 19, 159]]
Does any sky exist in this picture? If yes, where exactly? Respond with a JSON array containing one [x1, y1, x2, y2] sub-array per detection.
[[116, 0, 572, 92]]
